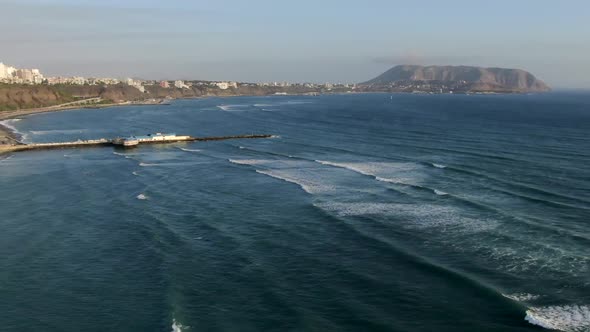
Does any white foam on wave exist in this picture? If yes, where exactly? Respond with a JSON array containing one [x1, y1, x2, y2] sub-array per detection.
[[316, 160, 423, 185], [136, 193, 148, 200], [217, 104, 249, 111], [434, 189, 448, 196], [432, 163, 447, 169], [171, 318, 186, 332], [502, 293, 541, 302], [255, 169, 335, 194], [179, 147, 201, 152], [375, 176, 401, 184], [132, 171, 139, 176], [0, 119, 25, 139], [0, 119, 20, 131], [229, 158, 305, 169], [525, 305, 590, 331], [139, 162, 193, 167], [228, 159, 270, 166], [238, 146, 245, 149], [254, 103, 273, 107], [316, 202, 494, 231]]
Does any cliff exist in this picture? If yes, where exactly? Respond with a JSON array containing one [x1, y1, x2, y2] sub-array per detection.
[[0, 84, 149, 111], [0, 83, 332, 112], [0, 85, 75, 111], [362, 65, 550, 92]]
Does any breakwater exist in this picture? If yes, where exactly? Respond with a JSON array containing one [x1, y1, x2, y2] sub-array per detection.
[[1, 134, 273, 153]]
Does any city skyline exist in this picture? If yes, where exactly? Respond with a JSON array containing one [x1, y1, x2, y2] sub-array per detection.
[[2, 0, 590, 88]]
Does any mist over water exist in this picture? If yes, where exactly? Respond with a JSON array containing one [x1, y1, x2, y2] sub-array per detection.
[[1, 93, 589, 331]]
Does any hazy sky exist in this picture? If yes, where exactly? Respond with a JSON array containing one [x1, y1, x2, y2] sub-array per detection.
[[1, 0, 589, 87]]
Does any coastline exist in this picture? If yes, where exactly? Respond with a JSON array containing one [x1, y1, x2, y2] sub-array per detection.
[[0, 99, 166, 149], [0, 99, 166, 122]]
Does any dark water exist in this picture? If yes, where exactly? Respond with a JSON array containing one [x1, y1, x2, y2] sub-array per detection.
[[1, 93, 589, 332]]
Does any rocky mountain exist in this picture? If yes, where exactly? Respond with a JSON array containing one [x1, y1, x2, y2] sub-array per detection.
[[362, 65, 550, 92]]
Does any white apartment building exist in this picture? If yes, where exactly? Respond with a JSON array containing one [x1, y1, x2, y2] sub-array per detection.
[[174, 80, 189, 89]]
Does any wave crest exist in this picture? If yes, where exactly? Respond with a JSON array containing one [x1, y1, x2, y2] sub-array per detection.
[[229, 159, 270, 166], [502, 293, 541, 302], [179, 147, 201, 152], [525, 304, 590, 331], [255, 169, 335, 194], [315, 160, 424, 185]]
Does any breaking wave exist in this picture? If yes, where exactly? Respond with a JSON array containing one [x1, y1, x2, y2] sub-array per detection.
[[228, 159, 270, 166], [525, 304, 590, 331], [431, 163, 447, 169], [255, 169, 335, 194], [178, 147, 201, 152], [434, 189, 449, 196], [217, 104, 250, 111], [502, 293, 541, 302], [136, 193, 148, 200], [315, 160, 424, 185], [315, 202, 495, 231], [171, 318, 186, 332], [0, 119, 25, 141]]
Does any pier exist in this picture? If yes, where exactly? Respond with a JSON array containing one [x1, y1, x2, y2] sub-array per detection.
[[1, 133, 273, 153]]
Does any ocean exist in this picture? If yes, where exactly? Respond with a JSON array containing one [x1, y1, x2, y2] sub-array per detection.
[[0, 93, 589, 332]]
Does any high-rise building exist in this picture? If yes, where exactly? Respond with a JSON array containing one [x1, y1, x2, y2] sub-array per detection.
[[0, 62, 17, 80], [0, 62, 7, 79]]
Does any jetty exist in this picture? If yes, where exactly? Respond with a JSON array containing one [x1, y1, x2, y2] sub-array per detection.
[[1, 133, 273, 153]]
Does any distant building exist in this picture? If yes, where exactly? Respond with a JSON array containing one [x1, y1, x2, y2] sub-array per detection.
[[46, 76, 87, 85], [160, 81, 170, 88], [216, 82, 228, 89], [14, 68, 44, 84], [174, 80, 188, 89], [215, 82, 236, 90]]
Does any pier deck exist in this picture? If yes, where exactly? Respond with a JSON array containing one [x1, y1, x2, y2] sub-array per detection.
[[1, 134, 273, 153]]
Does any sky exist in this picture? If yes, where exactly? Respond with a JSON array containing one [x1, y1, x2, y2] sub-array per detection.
[[1, 0, 589, 88]]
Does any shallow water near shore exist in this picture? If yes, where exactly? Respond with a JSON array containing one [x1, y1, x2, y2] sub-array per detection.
[[1, 93, 589, 332]]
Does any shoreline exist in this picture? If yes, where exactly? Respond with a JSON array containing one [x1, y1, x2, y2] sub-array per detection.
[[0, 99, 166, 121], [0, 100, 166, 149]]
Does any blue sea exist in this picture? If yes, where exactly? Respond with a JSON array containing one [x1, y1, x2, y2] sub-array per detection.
[[1, 93, 589, 332]]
